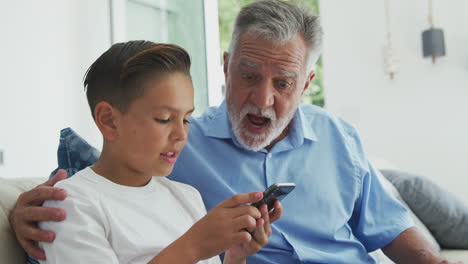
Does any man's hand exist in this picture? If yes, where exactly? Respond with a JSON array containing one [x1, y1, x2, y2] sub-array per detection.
[[9, 170, 68, 260], [383, 227, 464, 264], [224, 201, 283, 264]]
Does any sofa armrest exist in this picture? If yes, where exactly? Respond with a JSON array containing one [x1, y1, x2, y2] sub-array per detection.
[[441, 249, 468, 263]]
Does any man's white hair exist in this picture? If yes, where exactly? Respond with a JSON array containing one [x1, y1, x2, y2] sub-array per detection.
[[228, 0, 323, 73]]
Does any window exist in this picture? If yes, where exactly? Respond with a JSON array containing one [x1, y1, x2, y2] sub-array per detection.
[[123, 0, 210, 115]]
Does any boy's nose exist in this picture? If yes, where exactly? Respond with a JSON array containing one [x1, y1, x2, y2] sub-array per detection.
[[171, 121, 188, 142]]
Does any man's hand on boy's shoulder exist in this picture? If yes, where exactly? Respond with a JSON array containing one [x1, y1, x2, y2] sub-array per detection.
[[9, 170, 68, 260]]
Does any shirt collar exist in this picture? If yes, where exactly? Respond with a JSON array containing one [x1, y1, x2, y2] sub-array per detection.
[[201, 101, 319, 144], [296, 105, 318, 142], [201, 101, 233, 139], [269, 106, 318, 153]]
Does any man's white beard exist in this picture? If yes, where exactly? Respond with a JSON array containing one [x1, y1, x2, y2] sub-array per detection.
[[227, 100, 296, 152]]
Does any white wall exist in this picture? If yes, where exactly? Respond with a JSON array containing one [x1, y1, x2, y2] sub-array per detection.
[[0, 0, 220, 179], [0, 0, 109, 178], [320, 0, 468, 201]]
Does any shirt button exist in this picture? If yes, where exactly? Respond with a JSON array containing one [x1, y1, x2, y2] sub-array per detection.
[[267, 153, 272, 159]]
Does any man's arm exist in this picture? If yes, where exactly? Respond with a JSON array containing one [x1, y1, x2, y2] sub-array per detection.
[[9, 170, 68, 260], [382, 227, 463, 264]]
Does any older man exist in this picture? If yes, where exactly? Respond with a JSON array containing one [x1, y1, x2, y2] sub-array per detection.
[[10, 0, 459, 263]]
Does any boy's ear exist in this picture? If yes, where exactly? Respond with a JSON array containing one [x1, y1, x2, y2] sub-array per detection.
[[94, 102, 119, 141]]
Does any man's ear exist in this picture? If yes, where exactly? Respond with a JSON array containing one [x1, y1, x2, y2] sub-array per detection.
[[223, 52, 229, 80], [94, 102, 119, 141], [301, 71, 316, 96]]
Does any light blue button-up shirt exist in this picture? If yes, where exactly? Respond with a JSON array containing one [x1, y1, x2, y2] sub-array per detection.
[[168, 102, 413, 264]]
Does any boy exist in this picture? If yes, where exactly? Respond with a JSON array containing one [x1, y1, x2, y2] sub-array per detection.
[[38, 41, 281, 264]]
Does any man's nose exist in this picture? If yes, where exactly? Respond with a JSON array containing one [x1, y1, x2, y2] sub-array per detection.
[[249, 80, 274, 108]]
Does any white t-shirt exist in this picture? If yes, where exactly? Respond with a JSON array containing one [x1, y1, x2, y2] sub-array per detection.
[[39, 167, 221, 264]]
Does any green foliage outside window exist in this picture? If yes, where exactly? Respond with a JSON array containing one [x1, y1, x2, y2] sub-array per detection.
[[217, 0, 324, 107]]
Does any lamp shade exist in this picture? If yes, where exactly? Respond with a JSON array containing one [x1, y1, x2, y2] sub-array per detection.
[[422, 28, 446, 59]]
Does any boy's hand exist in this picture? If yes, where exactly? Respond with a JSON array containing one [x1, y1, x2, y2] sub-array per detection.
[[178, 191, 264, 262], [9, 170, 68, 260], [223, 201, 283, 264]]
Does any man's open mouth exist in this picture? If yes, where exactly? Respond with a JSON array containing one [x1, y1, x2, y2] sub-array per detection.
[[247, 114, 271, 127]]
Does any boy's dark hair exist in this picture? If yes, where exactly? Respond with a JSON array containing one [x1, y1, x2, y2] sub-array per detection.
[[84, 40, 191, 120]]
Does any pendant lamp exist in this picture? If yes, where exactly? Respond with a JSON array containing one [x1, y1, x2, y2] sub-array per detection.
[[422, 0, 446, 64]]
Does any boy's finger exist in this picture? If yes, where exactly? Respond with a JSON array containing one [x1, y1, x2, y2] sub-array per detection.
[[232, 231, 252, 244], [218, 192, 263, 208], [232, 215, 257, 232], [269, 201, 283, 223], [230, 205, 261, 219], [252, 218, 268, 245], [260, 204, 272, 236]]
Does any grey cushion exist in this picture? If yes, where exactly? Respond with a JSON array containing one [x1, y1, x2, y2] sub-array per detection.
[[381, 169, 468, 249], [376, 170, 440, 250]]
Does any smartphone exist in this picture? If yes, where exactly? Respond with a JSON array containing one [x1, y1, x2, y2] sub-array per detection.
[[251, 182, 296, 211]]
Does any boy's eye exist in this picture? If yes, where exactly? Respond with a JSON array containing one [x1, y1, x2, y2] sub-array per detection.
[[155, 118, 191, 125], [154, 118, 170, 124]]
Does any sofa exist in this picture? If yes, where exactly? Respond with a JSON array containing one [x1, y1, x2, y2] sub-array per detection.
[[1, 169, 468, 263]]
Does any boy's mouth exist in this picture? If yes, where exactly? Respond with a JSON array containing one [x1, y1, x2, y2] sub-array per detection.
[[160, 151, 178, 164]]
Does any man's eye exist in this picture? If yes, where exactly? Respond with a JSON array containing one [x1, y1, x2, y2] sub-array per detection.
[[277, 80, 292, 89], [183, 119, 191, 125], [242, 73, 254, 80], [154, 118, 170, 124]]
